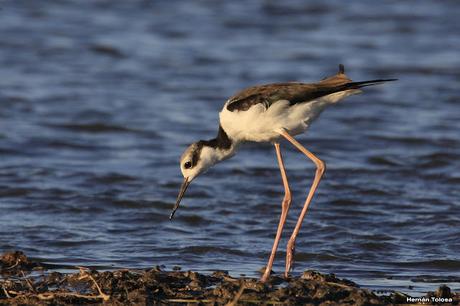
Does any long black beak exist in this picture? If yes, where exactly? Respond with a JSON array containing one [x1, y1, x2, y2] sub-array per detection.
[[169, 177, 190, 220]]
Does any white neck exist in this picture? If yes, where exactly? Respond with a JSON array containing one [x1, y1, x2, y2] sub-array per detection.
[[201, 144, 238, 166]]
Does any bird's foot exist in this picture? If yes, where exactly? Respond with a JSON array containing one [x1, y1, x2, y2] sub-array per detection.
[[260, 266, 273, 283], [285, 240, 296, 278], [260, 273, 269, 283]]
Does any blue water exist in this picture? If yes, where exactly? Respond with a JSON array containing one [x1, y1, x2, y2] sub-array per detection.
[[0, 0, 459, 296]]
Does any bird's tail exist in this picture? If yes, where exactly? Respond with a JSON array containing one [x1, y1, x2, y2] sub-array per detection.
[[317, 65, 397, 103], [338, 64, 397, 88], [320, 64, 397, 89], [345, 78, 398, 89]]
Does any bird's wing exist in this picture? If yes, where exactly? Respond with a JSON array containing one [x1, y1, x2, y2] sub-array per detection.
[[226, 65, 353, 112], [225, 65, 396, 112], [225, 82, 302, 112]]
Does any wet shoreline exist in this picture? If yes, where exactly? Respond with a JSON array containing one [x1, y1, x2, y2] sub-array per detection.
[[1, 251, 458, 305]]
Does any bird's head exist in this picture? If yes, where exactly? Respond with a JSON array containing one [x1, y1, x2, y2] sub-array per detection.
[[169, 141, 221, 220]]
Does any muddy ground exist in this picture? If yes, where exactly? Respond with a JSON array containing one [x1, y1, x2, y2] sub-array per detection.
[[0, 251, 457, 305]]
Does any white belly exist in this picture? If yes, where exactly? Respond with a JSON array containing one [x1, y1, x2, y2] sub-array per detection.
[[219, 90, 360, 143]]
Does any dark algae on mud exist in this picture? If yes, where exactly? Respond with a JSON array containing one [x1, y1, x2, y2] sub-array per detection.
[[0, 252, 458, 305]]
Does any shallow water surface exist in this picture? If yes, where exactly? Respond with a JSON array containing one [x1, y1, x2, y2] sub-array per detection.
[[0, 0, 459, 296]]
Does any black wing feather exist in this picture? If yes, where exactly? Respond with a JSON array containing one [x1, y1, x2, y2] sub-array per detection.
[[226, 79, 397, 112]]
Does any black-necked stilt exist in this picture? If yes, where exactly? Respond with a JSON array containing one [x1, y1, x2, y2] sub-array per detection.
[[170, 65, 396, 282]]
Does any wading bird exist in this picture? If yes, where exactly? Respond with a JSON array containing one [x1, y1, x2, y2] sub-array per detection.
[[170, 65, 396, 282]]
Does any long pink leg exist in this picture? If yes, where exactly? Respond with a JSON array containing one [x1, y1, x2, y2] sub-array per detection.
[[279, 130, 326, 278], [260, 142, 292, 282]]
